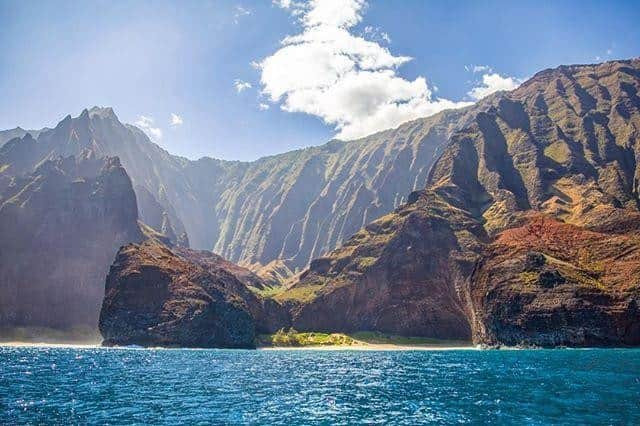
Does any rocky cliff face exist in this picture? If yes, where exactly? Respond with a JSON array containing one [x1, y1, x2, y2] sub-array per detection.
[[471, 215, 640, 346], [282, 59, 640, 346], [99, 240, 288, 348], [0, 154, 143, 332], [282, 189, 483, 339], [206, 108, 477, 270], [0, 105, 477, 270], [0, 108, 189, 246]]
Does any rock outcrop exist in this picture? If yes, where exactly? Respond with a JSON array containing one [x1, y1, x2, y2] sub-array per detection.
[[0, 154, 143, 331], [99, 241, 288, 348], [281, 58, 640, 347], [281, 189, 483, 340], [471, 215, 640, 346]]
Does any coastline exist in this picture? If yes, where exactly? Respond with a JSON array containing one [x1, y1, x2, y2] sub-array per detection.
[[0, 341, 475, 351], [259, 342, 477, 351], [0, 341, 101, 348]]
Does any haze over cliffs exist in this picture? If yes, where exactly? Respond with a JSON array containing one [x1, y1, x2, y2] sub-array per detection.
[[0, 104, 480, 271], [0, 154, 142, 331]]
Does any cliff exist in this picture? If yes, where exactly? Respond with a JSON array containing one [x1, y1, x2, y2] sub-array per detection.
[[99, 240, 288, 348], [0, 105, 479, 270], [282, 58, 640, 346], [0, 154, 143, 332]]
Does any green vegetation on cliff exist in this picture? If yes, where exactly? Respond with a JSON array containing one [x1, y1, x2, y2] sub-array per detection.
[[256, 329, 355, 347]]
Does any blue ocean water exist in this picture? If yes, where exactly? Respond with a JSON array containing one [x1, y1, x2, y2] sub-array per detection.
[[1, 347, 639, 424]]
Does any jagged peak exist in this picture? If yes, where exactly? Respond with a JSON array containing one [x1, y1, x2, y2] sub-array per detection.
[[56, 114, 72, 128], [88, 106, 119, 121]]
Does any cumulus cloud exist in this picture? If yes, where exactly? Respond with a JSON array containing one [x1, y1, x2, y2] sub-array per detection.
[[257, 0, 473, 140], [259, 103, 270, 111], [170, 113, 183, 126], [234, 79, 252, 93], [135, 115, 163, 141], [467, 73, 523, 100]]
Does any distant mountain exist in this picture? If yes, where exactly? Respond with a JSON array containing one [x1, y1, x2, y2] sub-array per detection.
[[0, 127, 48, 146], [282, 59, 640, 346], [0, 107, 191, 246], [0, 154, 142, 333], [0, 104, 480, 271]]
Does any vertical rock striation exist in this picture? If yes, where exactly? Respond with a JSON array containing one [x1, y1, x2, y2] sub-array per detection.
[[0, 154, 142, 331], [282, 59, 640, 347]]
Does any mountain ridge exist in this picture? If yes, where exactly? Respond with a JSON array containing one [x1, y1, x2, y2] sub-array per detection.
[[0, 98, 484, 270], [94, 57, 640, 348], [280, 57, 640, 346]]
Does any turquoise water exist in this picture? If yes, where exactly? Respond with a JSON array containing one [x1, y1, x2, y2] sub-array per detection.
[[1, 347, 639, 424]]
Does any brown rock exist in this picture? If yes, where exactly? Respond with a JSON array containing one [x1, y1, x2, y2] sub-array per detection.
[[99, 241, 289, 348]]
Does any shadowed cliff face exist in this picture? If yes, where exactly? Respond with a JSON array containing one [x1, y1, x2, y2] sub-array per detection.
[[0, 154, 143, 332], [99, 240, 288, 348], [0, 108, 189, 247], [0, 105, 478, 270], [283, 59, 640, 346]]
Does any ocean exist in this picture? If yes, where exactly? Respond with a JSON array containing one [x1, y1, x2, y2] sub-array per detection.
[[1, 346, 639, 424]]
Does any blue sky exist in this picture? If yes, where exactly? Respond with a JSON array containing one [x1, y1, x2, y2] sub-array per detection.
[[0, 0, 638, 161]]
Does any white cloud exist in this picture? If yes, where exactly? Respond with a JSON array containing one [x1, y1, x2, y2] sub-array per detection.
[[257, 0, 472, 140], [135, 115, 163, 141], [234, 5, 251, 24], [273, 0, 292, 8], [259, 103, 270, 111], [472, 65, 490, 73], [464, 64, 492, 73], [467, 73, 523, 101], [234, 79, 252, 93], [170, 113, 183, 126], [362, 25, 391, 44]]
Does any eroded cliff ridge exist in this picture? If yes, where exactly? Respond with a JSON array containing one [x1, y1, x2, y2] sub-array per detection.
[[0, 104, 479, 270], [281, 59, 640, 346], [0, 154, 143, 332]]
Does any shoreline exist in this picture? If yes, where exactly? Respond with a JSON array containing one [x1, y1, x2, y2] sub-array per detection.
[[0, 341, 475, 351], [0, 341, 101, 348], [259, 342, 477, 351], [2, 341, 637, 351]]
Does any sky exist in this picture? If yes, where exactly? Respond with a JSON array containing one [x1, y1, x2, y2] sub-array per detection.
[[0, 0, 638, 161]]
